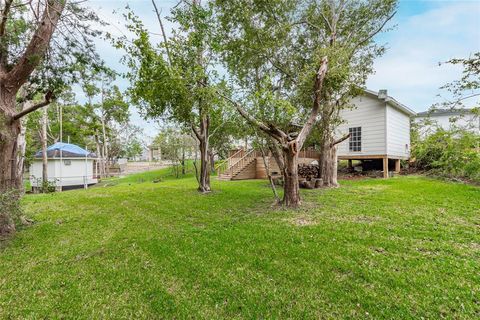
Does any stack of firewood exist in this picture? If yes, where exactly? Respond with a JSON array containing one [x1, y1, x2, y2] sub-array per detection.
[[298, 164, 320, 180], [298, 164, 322, 189]]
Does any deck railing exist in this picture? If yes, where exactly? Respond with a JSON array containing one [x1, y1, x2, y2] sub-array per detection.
[[298, 149, 320, 159], [217, 148, 320, 176], [215, 148, 245, 175], [226, 149, 260, 176]]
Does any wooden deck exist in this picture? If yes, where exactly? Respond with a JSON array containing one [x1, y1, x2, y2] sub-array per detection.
[[218, 149, 403, 180], [217, 149, 319, 181]]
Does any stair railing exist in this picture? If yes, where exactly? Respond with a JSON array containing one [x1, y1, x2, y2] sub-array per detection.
[[215, 148, 245, 175], [227, 149, 258, 177]]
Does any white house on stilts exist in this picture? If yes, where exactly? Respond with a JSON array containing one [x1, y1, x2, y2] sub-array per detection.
[[336, 89, 416, 178]]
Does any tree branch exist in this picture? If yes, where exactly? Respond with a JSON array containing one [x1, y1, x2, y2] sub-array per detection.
[[268, 138, 285, 172], [12, 90, 54, 121], [297, 56, 328, 147], [330, 133, 350, 148], [151, 0, 172, 65], [0, 0, 13, 38], [350, 10, 396, 57], [6, 0, 66, 91], [191, 123, 202, 140], [215, 90, 287, 143], [0, 0, 13, 71]]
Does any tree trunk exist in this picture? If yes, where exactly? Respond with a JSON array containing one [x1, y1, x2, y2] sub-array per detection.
[[16, 100, 31, 190], [0, 94, 20, 234], [41, 106, 48, 191], [282, 146, 301, 207], [181, 146, 186, 175], [209, 150, 215, 173], [198, 136, 211, 193], [0, 94, 22, 191], [95, 134, 104, 178], [318, 129, 346, 188], [101, 115, 109, 177], [320, 143, 339, 188], [196, 115, 211, 193]]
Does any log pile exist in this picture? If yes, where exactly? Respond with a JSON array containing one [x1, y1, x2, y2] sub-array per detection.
[[298, 164, 320, 179], [298, 164, 322, 189]]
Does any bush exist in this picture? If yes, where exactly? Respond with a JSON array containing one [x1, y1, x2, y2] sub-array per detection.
[[0, 189, 23, 236], [412, 129, 480, 182]]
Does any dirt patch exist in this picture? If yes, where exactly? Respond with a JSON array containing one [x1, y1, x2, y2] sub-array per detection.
[[326, 214, 382, 224], [287, 216, 318, 227]]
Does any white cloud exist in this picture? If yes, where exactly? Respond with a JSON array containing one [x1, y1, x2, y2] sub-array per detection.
[[367, 1, 480, 111]]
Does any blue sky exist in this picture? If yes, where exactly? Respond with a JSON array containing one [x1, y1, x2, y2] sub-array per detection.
[[86, 0, 480, 140]]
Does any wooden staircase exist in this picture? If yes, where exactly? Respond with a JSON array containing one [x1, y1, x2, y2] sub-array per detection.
[[216, 149, 260, 181], [215, 148, 320, 181]]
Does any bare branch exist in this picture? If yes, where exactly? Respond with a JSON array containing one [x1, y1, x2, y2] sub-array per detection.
[[151, 0, 172, 65], [330, 133, 350, 147], [350, 10, 396, 57], [12, 90, 54, 121]]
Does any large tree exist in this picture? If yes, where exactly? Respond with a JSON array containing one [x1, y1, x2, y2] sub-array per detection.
[[213, 0, 328, 207], [0, 0, 64, 192], [0, 0, 104, 233], [312, 0, 397, 188], [0, 0, 104, 189], [115, 0, 225, 192], [214, 0, 397, 206]]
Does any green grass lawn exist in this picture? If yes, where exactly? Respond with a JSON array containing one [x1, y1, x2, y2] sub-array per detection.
[[1, 171, 479, 319]]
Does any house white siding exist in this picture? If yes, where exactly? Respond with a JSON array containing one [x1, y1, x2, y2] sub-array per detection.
[[414, 113, 480, 136], [337, 95, 387, 157], [30, 158, 97, 187], [30, 161, 57, 185], [386, 104, 411, 159]]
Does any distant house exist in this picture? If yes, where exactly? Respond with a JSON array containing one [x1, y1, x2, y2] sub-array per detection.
[[30, 143, 98, 191], [413, 108, 479, 135], [147, 145, 162, 161], [336, 89, 416, 178]]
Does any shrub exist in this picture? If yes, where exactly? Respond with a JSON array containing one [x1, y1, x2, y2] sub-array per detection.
[[412, 128, 480, 182]]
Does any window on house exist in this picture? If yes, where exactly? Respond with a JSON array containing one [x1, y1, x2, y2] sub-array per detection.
[[64, 160, 72, 166], [349, 127, 361, 152]]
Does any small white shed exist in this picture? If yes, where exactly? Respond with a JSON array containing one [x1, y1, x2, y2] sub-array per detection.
[[336, 89, 416, 178], [30, 142, 98, 190]]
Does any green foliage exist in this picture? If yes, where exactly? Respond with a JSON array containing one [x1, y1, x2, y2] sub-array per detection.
[[434, 52, 479, 111], [114, 3, 223, 127], [6, 1, 107, 103], [213, 0, 397, 134], [441, 52, 480, 97], [413, 53, 480, 183], [23, 82, 130, 167], [109, 123, 145, 160], [123, 139, 143, 160], [412, 128, 480, 182], [153, 127, 196, 162]]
